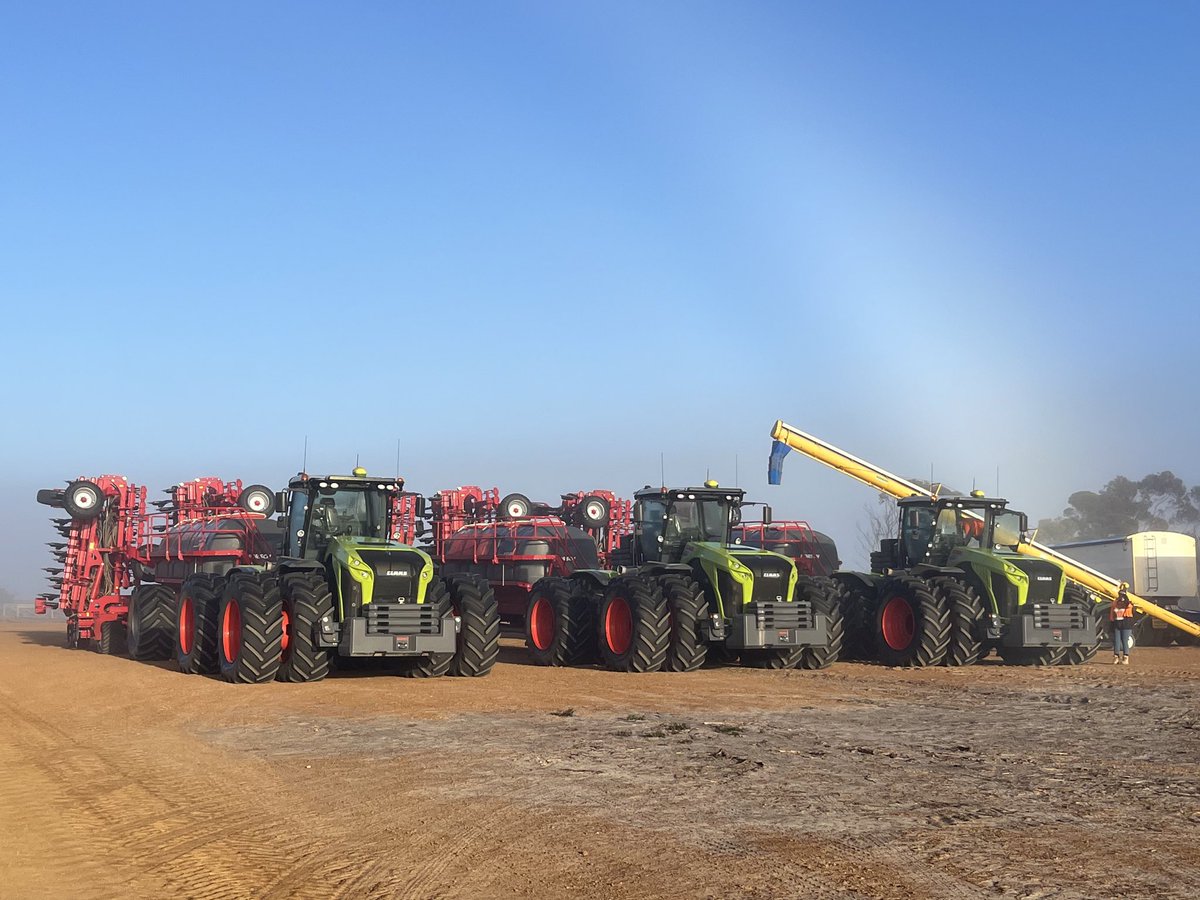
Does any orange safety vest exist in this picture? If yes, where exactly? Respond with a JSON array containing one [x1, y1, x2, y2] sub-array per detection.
[[1110, 597, 1135, 623]]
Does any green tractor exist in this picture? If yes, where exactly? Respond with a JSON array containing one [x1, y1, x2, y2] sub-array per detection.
[[212, 468, 499, 683], [526, 482, 842, 672], [839, 491, 1099, 667]]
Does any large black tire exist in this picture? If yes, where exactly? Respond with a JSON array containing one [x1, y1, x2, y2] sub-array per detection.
[[498, 493, 532, 520], [401, 579, 454, 678], [96, 621, 127, 656], [447, 574, 500, 676], [872, 575, 949, 667], [237, 484, 276, 517], [597, 575, 669, 673], [659, 574, 708, 673], [742, 646, 804, 668], [217, 572, 283, 684], [998, 645, 1067, 666], [276, 573, 333, 683], [127, 583, 177, 661], [797, 575, 844, 670], [831, 575, 876, 660], [63, 480, 105, 521], [928, 576, 984, 667], [1058, 584, 1102, 665], [176, 574, 224, 674], [526, 577, 593, 667], [1133, 614, 1172, 647]]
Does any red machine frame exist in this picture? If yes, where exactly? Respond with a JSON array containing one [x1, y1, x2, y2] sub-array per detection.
[[732, 519, 835, 577], [426, 486, 631, 625], [35, 475, 274, 648]]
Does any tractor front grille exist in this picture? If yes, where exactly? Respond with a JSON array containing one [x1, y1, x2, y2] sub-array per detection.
[[359, 550, 423, 603], [364, 603, 445, 636], [744, 601, 816, 630], [1018, 560, 1063, 606], [1027, 603, 1090, 630], [741, 556, 793, 605]]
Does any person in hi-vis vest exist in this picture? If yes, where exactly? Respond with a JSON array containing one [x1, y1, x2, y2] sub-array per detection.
[[1110, 582, 1136, 665]]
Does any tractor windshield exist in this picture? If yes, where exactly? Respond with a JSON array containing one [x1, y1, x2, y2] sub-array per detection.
[[664, 499, 729, 547], [300, 487, 389, 558], [991, 510, 1023, 551]]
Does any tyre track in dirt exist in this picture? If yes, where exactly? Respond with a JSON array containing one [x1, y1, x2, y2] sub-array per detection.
[[0, 683, 404, 899]]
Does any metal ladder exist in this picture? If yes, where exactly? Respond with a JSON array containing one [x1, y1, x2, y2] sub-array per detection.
[[1143, 533, 1159, 594]]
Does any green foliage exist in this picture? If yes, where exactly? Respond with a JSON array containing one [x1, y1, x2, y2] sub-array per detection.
[[1036, 472, 1200, 542]]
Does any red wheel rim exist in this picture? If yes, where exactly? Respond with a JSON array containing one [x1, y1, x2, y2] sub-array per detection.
[[529, 596, 555, 651], [280, 605, 292, 661], [179, 595, 194, 655], [605, 596, 633, 656], [881, 596, 915, 651], [222, 598, 242, 664]]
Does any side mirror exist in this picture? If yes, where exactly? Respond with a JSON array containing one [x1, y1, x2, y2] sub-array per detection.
[[762, 505, 773, 525], [415, 520, 426, 537], [415, 496, 426, 518], [275, 492, 289, 515]]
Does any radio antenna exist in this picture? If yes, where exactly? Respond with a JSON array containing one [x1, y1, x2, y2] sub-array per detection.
[[302, 436, 308, 474], [660, 452, 665, 489]]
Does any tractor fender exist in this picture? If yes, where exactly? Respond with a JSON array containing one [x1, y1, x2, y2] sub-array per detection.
[[832, 570, 879, 592], [275, 559, 323, 577], [224, 564, 272, 579], [568, 569, 615, 590], [909, 563, 966, 579], [638, 562, 693, 579]]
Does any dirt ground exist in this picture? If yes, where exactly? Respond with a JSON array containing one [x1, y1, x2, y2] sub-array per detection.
[[1, 624, 1197, 900]]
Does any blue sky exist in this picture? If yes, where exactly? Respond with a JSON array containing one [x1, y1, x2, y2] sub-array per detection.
[[2, 1, 1197, 598]]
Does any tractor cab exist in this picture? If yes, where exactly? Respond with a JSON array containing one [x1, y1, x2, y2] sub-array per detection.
[[894, 492, 1026, 569], [885, 492, 1068, 619], [630, 483, 743, 566], [279, 469, 414, 560]]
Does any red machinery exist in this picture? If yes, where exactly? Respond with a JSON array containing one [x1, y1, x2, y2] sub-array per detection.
[[425, 487, 630, 626], [732, 520, 840, 577], [35, 476, 148, 650], [35, 475, 277, 656]]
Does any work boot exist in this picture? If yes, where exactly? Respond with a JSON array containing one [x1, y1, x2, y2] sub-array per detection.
[[1113, 655, 1121, 664], [1122, 656, 1130, 665]]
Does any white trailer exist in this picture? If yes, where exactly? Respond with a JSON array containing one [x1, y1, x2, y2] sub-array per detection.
[[1051, 532, 1199, 645]]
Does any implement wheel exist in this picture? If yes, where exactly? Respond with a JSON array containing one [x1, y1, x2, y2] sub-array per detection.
[[237, 484, 276, 517], [63, 480, 105, 521], [177, 574, 223, 674], [659, 574, 708, 673], [217, 572, 283, 684], [929, 576, 984, 667], [597, 575, 668, 673], [276, 573, 332, 683], [447, 574, 500, 676], [402, 579, 454, 678], [127, 583, 177, 661], [873, 575, 949, 667], [797, 575, 844, 670], [96, 621, 127, 656], [499, 493, 532, 520], [1058, 584, 1102, 665]]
